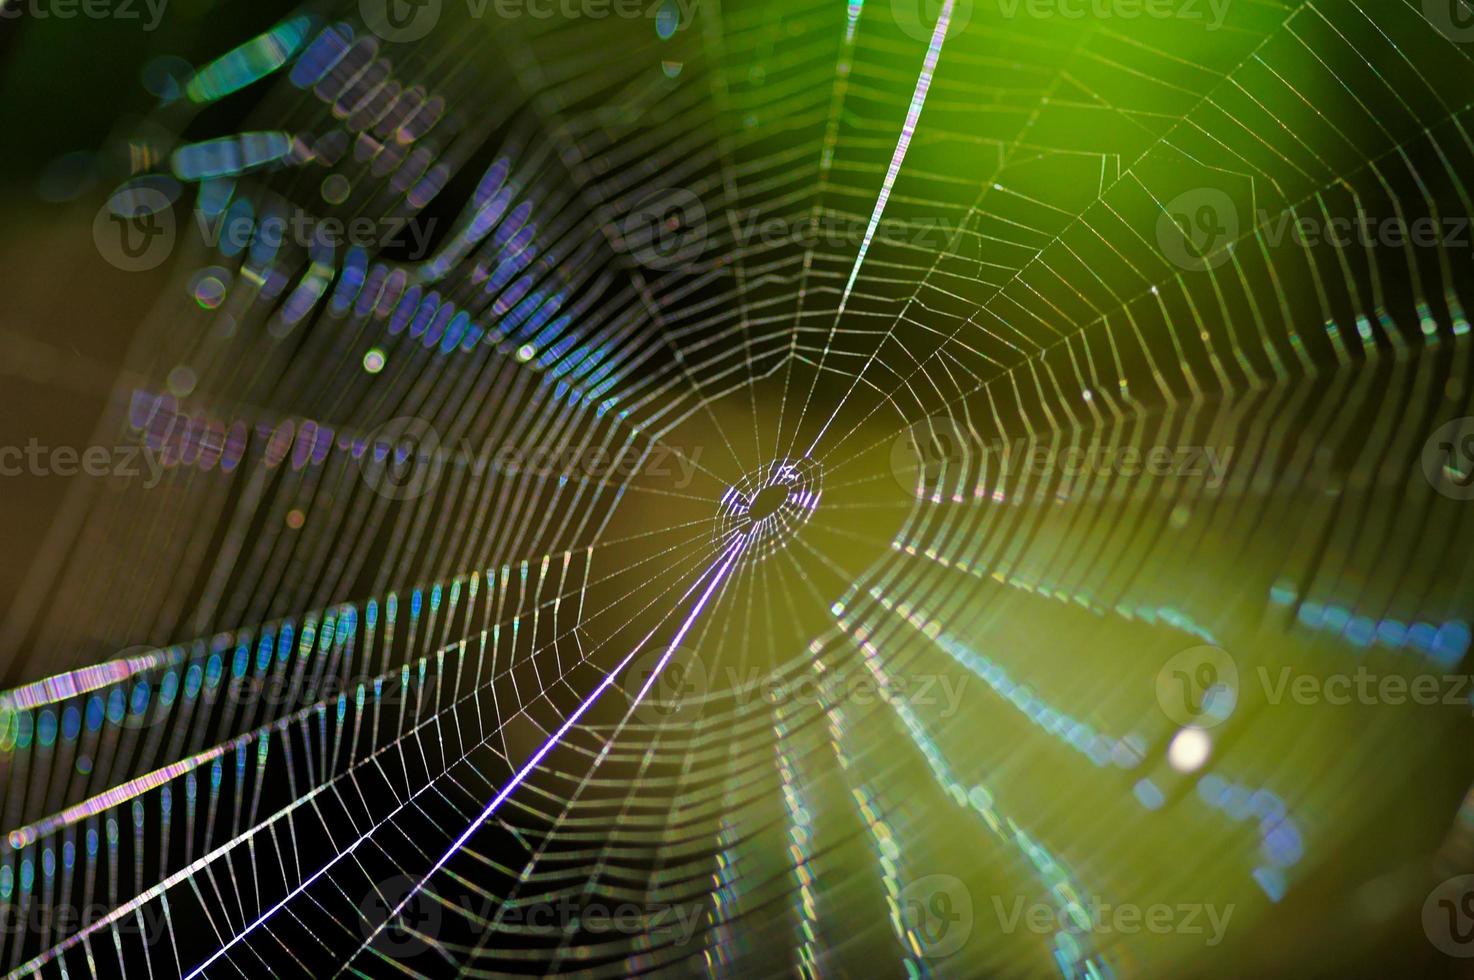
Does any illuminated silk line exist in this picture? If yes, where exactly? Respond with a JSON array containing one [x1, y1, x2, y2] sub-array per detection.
[[186, 533, 747, 979], [0, 544, 600, 721], [344, 531, 747, 971], [4, 615, 437, 852], [833, 0, 953, 321], [5, 546, 621, 977], [0, 650, 177, 714], [808, 0, 955, 459], [8, 736, 239, 850]]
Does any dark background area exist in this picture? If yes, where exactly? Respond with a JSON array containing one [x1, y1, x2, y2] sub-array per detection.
[[0, 1, 298, 637]]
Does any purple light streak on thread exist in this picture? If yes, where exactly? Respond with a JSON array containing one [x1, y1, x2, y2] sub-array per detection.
[[182, 533, 745, 978], [630, 537, 745, 708], [346, 532, 747, 970]]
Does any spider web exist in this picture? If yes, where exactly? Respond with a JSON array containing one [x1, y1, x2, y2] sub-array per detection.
[[3, 0, 1474, 976]]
